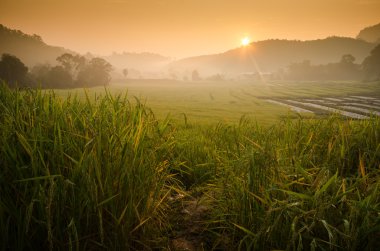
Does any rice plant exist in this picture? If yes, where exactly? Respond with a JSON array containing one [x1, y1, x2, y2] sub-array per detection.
[[212, 117, 380, 250], [0, 83, 179, 250], [1, 82, 379, 250]]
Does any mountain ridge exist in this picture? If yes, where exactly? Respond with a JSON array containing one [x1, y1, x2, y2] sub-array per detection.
[[356, 22, 380, 43], [0, 23, 379, 77], [170, 36, 376, 76], [0, 24, 172, 72], [0, 24, 71, 66]]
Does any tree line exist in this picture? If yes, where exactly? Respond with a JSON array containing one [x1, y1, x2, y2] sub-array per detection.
[[0, 44, 379, 87], [284, 44, 380, 81], [0, 53, 112, 88]]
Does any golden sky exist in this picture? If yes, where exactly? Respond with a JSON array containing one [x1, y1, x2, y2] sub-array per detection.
[[1, 0, 379, 58]]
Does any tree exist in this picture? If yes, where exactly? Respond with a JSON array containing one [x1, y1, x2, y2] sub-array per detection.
[[30, 64, 74, 88], [31, 63, 51, 87], [46, 66, 74, 88], [337, 54, 360, 80], [340, 54, 355, 65], [362, 44, 380, 81], [285, 56, 362, 81], [77, 58, 112, 87], [0, 54, 28, 87], [191, 70, 201, 81], [56, 53, 85, 78], [122, 68, 128, 78]]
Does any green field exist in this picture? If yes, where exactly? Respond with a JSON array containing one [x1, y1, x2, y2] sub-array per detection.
[[55, 79, 380, 125], [1, 81, 380, 250]]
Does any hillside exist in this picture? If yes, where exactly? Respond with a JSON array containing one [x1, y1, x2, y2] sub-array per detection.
[[0, 24, 71, 66], [1, 23, 378, 78], [357, 23, 380, 44], [170, 37, 376, 76], [0, 24, 172, 76]]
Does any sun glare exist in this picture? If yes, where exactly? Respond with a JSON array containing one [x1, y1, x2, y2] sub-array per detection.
[[241, 37, 250, 46]]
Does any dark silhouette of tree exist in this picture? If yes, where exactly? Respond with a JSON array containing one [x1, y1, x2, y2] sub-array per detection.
[[340, 54, 355, 64], [30, 64, 74, 88], [362, 44, 380, 81], [0, 54, 28, 87], [77, 58, 112, 87], [336, 54, 360, 79], [31, 63, 51, 87], [286, 55, 362, 81], [46, 66, 74, 88], [29, 54, 112, 88], [56, 53, 86, 79], [191, 70, 201, 81], [122, 68, 128, 78]]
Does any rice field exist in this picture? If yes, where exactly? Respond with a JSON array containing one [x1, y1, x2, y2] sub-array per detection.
[[52, 79, 380, 125], [1, 82, 380, 250], [265, 99, 314, 114], [266, 94, 380, 119]]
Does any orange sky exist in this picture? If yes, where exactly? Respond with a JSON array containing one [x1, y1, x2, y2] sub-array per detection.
[[1, 0, 379, 58]]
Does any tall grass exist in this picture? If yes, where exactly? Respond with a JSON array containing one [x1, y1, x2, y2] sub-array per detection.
[[1, 83, 379, 250], [0, 83, 178, 250], [211, 117, 380, 250]]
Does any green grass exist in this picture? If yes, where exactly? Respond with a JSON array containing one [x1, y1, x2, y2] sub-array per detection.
[[53, 79, 380, 125], [208, 117, 380, 250], [1, 82, 380, 250], [0, 84, 180, 250]]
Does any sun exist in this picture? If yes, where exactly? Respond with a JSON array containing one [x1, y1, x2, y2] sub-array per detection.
[[241, 37, 250, 46]]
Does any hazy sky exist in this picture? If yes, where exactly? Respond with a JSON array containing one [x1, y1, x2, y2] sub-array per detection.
[[1, 0, 379, 58]]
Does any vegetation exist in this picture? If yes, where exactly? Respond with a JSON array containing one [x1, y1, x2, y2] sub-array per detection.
[[0, 83, 178, 250], [33, 53, 113, 88], [286, 54, 362, 81], [1, 83, 379, 250], [0, 54, 28, 87], [356, 22, 380, 44], [0, 24, 68, 66], [362, 44, 380, 81], [2, 23, 377, 81], [76, 57, 113, 87], [286, 45, 380, 81], [0, 53, 113, 89], [104, 79, 380, 124], [171, 37, 375, 76]]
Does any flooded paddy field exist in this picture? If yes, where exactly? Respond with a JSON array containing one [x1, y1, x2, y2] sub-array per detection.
[[266, 95, 380, 119]]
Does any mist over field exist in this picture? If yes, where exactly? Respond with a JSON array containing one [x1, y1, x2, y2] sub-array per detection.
[[1, 1, 380, 250]]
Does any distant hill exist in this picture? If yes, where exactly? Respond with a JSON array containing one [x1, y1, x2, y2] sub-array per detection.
[[170, 37, 376, 76], [0, 24, 72, 66], [0, 24, 172, 76], [1, 23, 378, 78], [357, 23, 380, 44]]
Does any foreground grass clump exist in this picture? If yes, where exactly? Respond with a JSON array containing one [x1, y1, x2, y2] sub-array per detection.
[[1, 83, 379, 250], [208, 117, 380, 250], [0, 84, 178, 250]]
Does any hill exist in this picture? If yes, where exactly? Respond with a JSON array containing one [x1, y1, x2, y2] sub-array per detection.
[[0, 24, 172, 76], [357, 23, 380, 44], [0, 24, 72, 66], [170, 37, 376, 76], [1, 23, 378, 78]]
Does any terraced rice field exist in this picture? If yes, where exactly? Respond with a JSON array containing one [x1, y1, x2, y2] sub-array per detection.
[[266, 95, 380, 119]]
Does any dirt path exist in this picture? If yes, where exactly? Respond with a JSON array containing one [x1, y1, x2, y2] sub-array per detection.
[[168, 193, 211, 251]]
